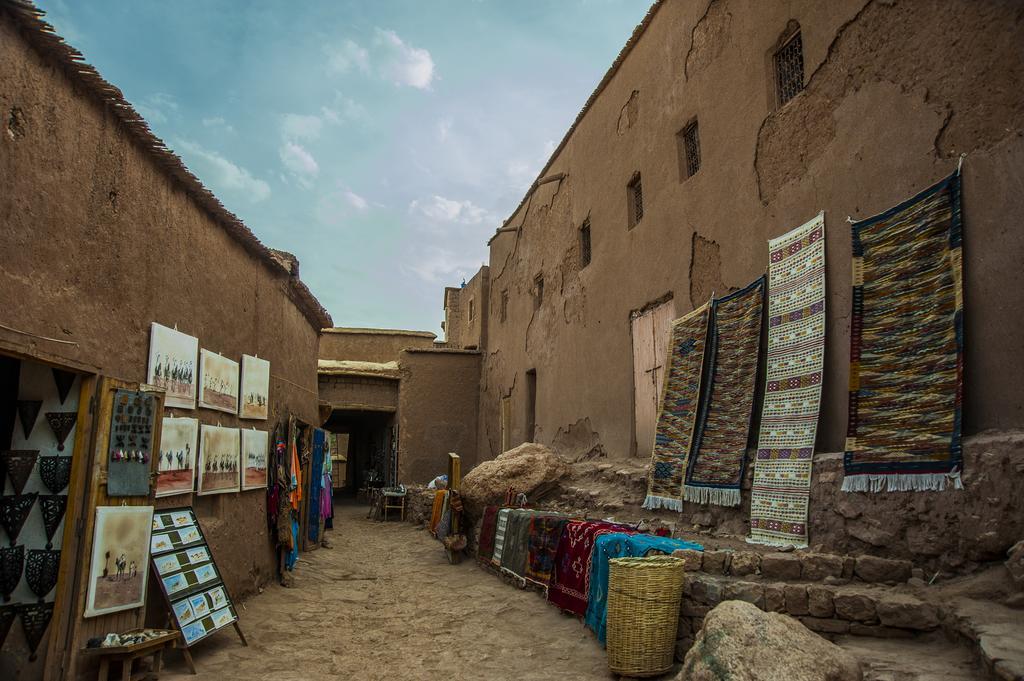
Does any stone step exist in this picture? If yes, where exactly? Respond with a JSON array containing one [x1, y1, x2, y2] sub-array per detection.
[[675, 547, 916, 586]]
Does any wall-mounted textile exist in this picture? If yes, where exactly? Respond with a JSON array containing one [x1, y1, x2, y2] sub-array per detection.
[[748, 213, 826, 548], [642, 303, 712, 511], [844, 171, 964, 492], [547, 520, 637, 617], [685, 277, 766, 506]]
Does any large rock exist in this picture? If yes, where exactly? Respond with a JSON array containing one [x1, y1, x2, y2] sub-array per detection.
[[678, 601, 862, 680], [460, 442, 570, 510], [1006, 540, 1024, 587]]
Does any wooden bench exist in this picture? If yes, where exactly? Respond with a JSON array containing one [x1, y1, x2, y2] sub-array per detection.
[[80, 629, 182, 681]]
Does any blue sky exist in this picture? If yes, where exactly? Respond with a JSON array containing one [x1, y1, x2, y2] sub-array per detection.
[[37, 0, 650, 334]]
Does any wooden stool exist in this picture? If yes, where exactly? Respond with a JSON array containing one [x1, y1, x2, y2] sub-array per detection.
[[382, 491, 405, 521], [81, 630, 182, 681]]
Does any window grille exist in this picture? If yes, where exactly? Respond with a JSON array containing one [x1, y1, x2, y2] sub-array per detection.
[[468, 298, 475, 322], [579, 219, 592, 268], [682, 121, 700, 178], [774, 31, 804, 106], [628, 174, 643, 228]]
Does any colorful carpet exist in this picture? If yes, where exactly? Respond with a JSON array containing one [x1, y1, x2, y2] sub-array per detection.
[[428, 490, 445, 536], [477, 506, 499, 563], [584, 533, 702, 645], [490, 508, 511, 565], [524, 514, 572, 586], [642, 302, 712, 511], [843, 171, 964, 492], [685, 277, 766, 506], [547, 520, 637, 616], [748, 212, 826, 548], [500, 509, 540, 577]]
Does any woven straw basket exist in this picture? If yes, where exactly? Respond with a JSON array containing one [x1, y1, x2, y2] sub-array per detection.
[[606, 555, 686, 677]]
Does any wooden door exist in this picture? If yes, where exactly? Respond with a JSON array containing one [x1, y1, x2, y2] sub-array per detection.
[[631, 299, 676, 458], [500, 396, 511, 454]]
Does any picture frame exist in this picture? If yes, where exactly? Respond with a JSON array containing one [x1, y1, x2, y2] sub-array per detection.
[[85, 505, 154, 618], [198, 349, 239, 414], [147, 323, 198, 409]]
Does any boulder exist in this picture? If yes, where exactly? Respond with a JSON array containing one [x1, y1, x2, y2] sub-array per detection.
[[1006, 540, 1024, 587], [460, 443, 570, 512], [678, 601, 862, 680]]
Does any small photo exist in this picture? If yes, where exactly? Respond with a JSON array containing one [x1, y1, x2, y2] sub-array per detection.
[[189, 593, 211, 619], [173, 598, 197, 626], [182, 621, 208, 645]]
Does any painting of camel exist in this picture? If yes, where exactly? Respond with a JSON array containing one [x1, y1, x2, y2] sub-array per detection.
[[147, 323, 198, 409], [85, 505, 154, 618], [198, 349, 239, 414], [156, 417, 198, 497], [239, 354, 270, 420], [198, 425, 240, 495]]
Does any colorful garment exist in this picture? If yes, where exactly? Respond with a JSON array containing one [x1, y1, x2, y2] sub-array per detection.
[[308, 429, 325, 544], [428, 490, 446, 536], [748, 212, 827, 548], [491, 508, 512, 566], [584, 533, 703, 645], [477, 506, 499, 563], [547, 520, 637, 616], [500, 509, 540, 577], [642, 303, 712, 511], [843, 171, 964, 492], [525, 515, 571, 586]]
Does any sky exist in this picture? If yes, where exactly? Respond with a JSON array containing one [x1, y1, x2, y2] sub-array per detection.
[[37, 0, 650, 334]]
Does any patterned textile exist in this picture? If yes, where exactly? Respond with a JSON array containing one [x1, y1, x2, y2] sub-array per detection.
[[584, 534, 703, 645], [491, 508, 512, 565], [844, 171, 964, 492], [547, 520, 637, 616], [477, 506, 499, 562], [500, 509, 540, 577], [524, 515, 572, 586], [428, 490, 446, 536], [748, 213, 827, 548], [685, 277, 766, 506], [642, 303, 712, 511]]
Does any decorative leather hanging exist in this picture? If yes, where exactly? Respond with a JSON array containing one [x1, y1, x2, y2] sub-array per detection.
[[0, 545, 24, 602], [1, 450, 39, 495], [0, 605, 16, 650], [16, 400, 42, 440], [38, 456, 71, 495], [51, 368, 77, 405], [38, 496, 68, 550], [18, 601, 54, 660], [25, 549, 60, 601], [0, 494, 36, 546], [45, 412, 77, 452]]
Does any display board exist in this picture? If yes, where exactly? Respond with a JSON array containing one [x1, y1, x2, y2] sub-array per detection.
[[149, 507, 245, 648]]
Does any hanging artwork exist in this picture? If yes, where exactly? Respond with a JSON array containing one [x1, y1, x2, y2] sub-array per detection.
[[51, 368, 77, 405], [241, 429, 269, 491], [147, 323, 199, 409], [18, 601, 54, 660], [1, 450, 39, 495], [107, 390, 157, 497], [25, 548, 60, 601], [1, 545, 24, 602], [238, 355, 270, 420], [38, 456, 71, 495], [157, 417, 198, 498], [1, 493, 37, 546], [38, 496, 67, 549], [45, 412, 77, 452], [199, 350, 239, 414], [0, 604, 14, 649], [197, 426, 240, 495], [16, 400, 42, 439], [84, 505, 154, 618]]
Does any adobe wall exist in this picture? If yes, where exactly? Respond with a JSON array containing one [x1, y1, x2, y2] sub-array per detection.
[[397, 349, 481, 484], [0, 16, 322, 604], [481, 0, 1023, 470], [320, 328, 436, 363], [318, 374, 399, 412]]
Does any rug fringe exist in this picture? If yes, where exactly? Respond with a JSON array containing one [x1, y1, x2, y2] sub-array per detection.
[[641, 495, 682, 511], [745, 534, 808, 550], [683, 485, 741, 507], [841, 471, 964, 493]]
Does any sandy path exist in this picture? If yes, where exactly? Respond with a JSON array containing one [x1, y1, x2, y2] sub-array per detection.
[[161, 502, 614, 681]]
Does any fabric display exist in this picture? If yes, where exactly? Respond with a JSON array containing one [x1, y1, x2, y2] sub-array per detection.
[[476, 506, 499, 563], [843, 171, 964, 492], [547, 520, 639, 617], [642, 303, 712, 511], [685, 277, 766, 506], [490, 508, 511, 566], [499, 509, 541, 577], [524, 514, 572, 586]]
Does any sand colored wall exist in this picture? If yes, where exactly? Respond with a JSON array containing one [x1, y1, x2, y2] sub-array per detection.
[[481, 0, 1024, 465], [0, 16, 323, 606], [318, 375, 399, 412], [397, 349, 481, 484], [320, 328, 436, 363]]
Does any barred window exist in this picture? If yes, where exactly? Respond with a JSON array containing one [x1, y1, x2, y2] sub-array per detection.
[[500, 289, 509, 322], [627, 173, 643, 228], [579, 219, 592, 268], [468, 297, 475, 322], [534, 275, 544, 309], [774, 30, 804, 106], [680, 121, 700, 178]]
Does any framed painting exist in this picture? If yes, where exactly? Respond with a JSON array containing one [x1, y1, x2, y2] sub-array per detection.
[[147, 323, 198, 409], [197, 425, 240, 495], [241, 428, 269, 491], [198, 349, 239, 414], [156, 417, 198, 497], [238, 355, 270, 420], [85, 505, 154, 618]]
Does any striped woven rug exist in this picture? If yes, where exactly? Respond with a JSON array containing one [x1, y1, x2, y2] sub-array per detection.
[[843, 171, 964, 492], [748, 212, 826, 548], [642, 302, 711, 511], [685, 277, 765, 506]]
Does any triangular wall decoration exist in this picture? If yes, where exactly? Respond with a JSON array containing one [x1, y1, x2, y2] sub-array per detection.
[[38, 457, 71, 495], [25, 549, 60, 601], [18, 601, 54, 660], [1, 450, 39, 495], [51, 369, 76, 405], [16, 400, 42, 440], [44, 412, 76, 452], [0, 545, 24, 602], [38, 496, 68, 549], [0, 605, 16, 650], [0, 494, 37, 546]]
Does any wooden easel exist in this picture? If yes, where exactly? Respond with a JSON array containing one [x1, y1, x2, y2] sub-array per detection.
[[445, 453, 462, 564]]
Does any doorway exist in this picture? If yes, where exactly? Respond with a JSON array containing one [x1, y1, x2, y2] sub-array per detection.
[[631, 298, 676, 458], [323, 409, 395, 499]]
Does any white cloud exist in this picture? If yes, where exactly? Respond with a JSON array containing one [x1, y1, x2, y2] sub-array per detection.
[[436, 117, 453, 142], [506, 138, 558, 189], [135, 92, 178, 126], [279, 141, 320, 188], [343, 189, 368, 211], [321, 94, 368, 125], [403, 245, 478, 284], [375, 29, 435, 89], [409, 195, 495, 226], [326, 39, 370, 74], [175, 139, 270, 202], [202, 116, 234, 133]]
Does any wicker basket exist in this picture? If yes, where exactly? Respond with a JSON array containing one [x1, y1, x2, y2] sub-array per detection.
[[606, 555, 686, 677]]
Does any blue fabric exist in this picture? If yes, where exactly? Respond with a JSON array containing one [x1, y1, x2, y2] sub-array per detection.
[[308, 429, 325, 543], [285, 518, 299, 570], [584, 534, 703, 645]]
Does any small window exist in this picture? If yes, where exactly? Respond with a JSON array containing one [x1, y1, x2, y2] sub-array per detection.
[[500, 289, 509, 322], [774, 30, 804, 106], [468, 297, 475, 322], [627, 173, 643, 229], [534, 275, 544, 310], [679, 120, 700, 179], [579, 219, 592, 268]]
